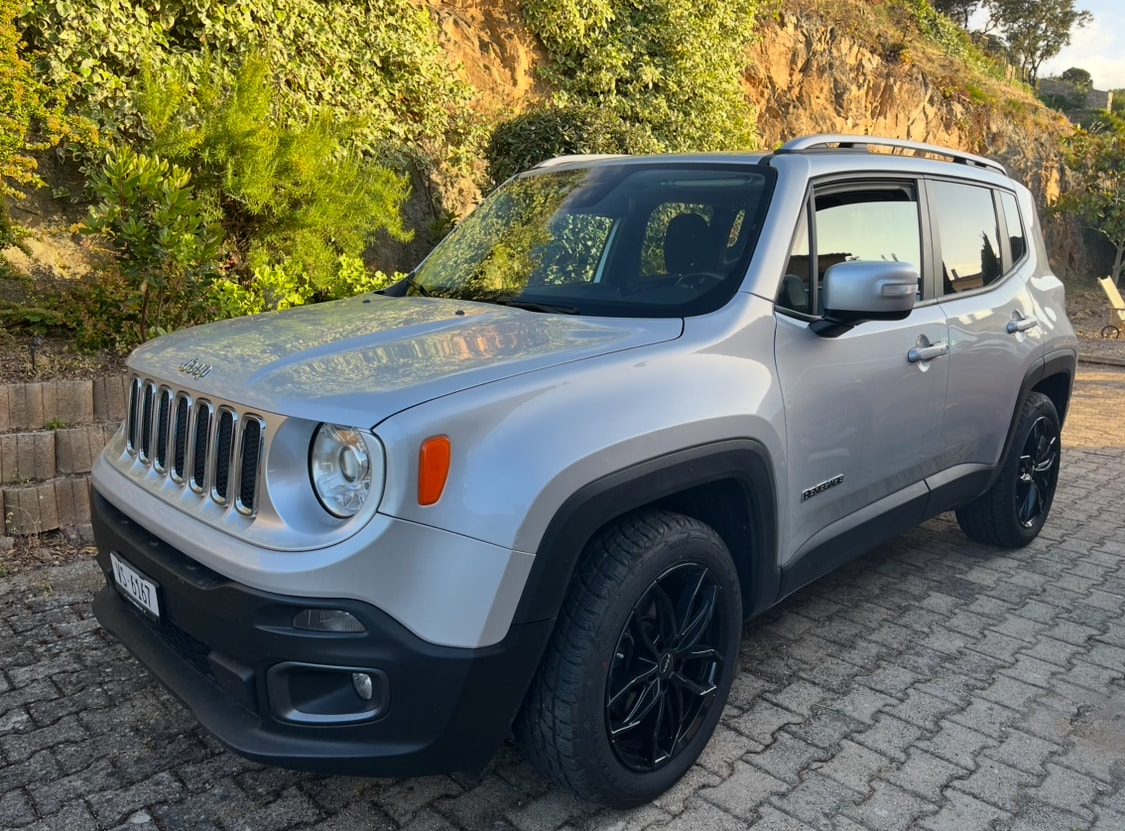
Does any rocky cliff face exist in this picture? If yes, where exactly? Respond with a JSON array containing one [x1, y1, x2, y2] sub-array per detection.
[[433, 0, 1090, 275], [741, 9, 1086, 274]]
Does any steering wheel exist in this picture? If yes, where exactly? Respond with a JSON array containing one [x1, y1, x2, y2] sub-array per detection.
[[673, 271, 726, 290]]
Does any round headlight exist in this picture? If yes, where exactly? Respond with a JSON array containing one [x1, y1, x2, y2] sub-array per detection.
[[310, 424, 373, 518]]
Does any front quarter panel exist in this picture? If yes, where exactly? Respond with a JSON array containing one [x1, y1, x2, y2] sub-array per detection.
[[374, 294, 785, 558]]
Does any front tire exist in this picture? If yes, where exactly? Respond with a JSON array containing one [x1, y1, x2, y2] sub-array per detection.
[[514, 510, 742, 807], [955, 391, 1061, 547]]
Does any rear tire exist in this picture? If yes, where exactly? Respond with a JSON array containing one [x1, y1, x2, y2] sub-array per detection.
[[955, 391, 1061, 547], [514, 510, 741, 807]]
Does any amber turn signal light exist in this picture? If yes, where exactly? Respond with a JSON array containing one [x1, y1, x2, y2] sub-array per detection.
[[418, 436, 451, 505]]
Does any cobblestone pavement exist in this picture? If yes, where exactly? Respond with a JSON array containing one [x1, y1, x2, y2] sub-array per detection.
[[2, 365, 1123, 831]]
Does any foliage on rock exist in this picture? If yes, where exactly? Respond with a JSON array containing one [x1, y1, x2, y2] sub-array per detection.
[[486, 104, 662, 187], [17, 0, 475, 167], [0, 0, 84, 245], [78, 146, 220, 345], [518, 0, 768, 153], [137, 54, 413, 291], [1055, 115, 1125, 286]]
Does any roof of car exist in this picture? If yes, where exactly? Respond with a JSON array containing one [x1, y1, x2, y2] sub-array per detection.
[[535, 134, 1010, 179]]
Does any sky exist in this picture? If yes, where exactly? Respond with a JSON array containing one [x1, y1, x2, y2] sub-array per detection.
[[1038, 0, 1125, 90]]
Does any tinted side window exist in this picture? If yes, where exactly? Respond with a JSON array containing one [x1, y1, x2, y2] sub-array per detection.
[[931, 180, 1002, 294], [1000, 191, 1026, 266], [779, 185, 921, 315]]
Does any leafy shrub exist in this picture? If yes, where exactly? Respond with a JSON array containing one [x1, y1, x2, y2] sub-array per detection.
[[139, 53, 413, 295], [79, 145, 221, 344], [209, 256, 402, 319], [18, 0, 474, 159], [0, 0, 81, 245], [486, 104, 661, 187], [891, 0, 1009, 81], [519, 0, 767, 153]]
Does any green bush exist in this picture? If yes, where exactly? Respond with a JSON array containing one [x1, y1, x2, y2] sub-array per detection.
[[80, 145, 221, 345], [0, 0, 81, 246], [520, 0, 767, 153], [209, 256, 402, 319], [139, 53, 413, 295], [17, 0, 478, 183], [486, 104, 662, 187], [892, 0, 1009, 81], [67, 53, 414, 346]]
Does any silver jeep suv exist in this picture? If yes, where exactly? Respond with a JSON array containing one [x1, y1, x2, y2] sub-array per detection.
[[91, 135, 1078, 806]]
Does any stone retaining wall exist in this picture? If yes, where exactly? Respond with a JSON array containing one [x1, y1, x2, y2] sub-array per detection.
[[0, 376, 128, 540]]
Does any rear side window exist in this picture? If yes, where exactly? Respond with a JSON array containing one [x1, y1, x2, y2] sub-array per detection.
[[930, 180, 1002, 294], [1000, 191, 1027, 265]]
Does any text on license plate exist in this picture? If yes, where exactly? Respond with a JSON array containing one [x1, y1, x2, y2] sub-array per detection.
[[110, 552, 160, 618]]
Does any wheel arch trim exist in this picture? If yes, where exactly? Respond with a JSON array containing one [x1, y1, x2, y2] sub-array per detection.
[[511, 439, 780, 626], [985, 349, 1075, 495]]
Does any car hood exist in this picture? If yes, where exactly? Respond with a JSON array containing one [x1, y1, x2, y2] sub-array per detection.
[[128, 295, 683, 426]]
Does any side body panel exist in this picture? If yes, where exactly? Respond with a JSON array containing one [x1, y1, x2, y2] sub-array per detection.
[[774, 305, 949, 565]]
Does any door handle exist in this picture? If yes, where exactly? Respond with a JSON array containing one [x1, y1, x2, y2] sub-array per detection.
[[907, 342, 949, 363], [1006, 315, 1039, 334]]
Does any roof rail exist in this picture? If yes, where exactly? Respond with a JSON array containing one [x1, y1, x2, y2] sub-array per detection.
[[533, 153, 629, 169], [775, 134, 1007, 176]]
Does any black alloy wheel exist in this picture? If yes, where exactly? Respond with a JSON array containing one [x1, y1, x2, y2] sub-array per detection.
[[514, 510, 742, 807], [606, 563, 726, 772], [956, 391, 1061, 548], [1015, 413, 1059, 529]]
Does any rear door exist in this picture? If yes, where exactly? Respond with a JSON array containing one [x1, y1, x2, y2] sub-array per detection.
[[929, 179, 1044, 479]]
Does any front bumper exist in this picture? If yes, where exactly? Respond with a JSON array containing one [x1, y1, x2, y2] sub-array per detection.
[[90, 489, 552, 777]]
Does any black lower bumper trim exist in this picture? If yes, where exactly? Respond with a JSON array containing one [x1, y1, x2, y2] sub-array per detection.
[[90, 488, 552, 777]]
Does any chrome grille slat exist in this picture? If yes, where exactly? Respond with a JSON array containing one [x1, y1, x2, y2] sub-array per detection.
[[125, 376, 264, 517], [172, 394, 190, 482], [127, 378, 141, 452]]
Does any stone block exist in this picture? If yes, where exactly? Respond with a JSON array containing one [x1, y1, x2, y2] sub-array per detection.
[[0, 384, 10, 432], [54, 426, 105, 475], [7, 383, 44, 431], [51, 380, 94, 427], [2, 483, 59, 534], [93, 375, 130, 423], [54, 476, 91, 527], [0, 432, 56, 484]]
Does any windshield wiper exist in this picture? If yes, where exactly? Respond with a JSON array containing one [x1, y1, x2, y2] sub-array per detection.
[[491, 298, 581, 315], [401, 274, 434, 297]]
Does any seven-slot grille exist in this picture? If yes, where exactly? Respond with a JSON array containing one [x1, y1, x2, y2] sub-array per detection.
[[126, 377, 264, 515]]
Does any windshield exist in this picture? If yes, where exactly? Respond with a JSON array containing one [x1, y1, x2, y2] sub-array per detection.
[[392, 162, 775, 317]]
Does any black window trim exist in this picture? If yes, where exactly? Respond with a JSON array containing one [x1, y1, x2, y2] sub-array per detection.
[[925, 175, 1025, 300], [774, 175, 928, 321]]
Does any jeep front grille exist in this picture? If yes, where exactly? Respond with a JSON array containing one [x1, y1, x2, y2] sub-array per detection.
[[126, 377, 264, 515]]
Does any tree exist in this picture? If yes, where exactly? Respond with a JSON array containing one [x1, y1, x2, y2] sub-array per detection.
[[1059, 66, 1093, 91], [934, 0, 982, 28], [0, 0, 74, 246], [1056, 117, 1125, 286], [983, 0, 1093, 84]]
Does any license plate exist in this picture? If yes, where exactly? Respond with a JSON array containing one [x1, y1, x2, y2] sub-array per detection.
[[110, 552, 161, 619]]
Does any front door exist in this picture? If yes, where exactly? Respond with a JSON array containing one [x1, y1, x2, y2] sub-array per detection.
[[773, 180, 948, 576]]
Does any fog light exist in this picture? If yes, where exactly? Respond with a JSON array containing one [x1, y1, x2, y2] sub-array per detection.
[[352, 672, 374, 701], [267, 663, 389, 724], [292, 609, 365, 633]]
